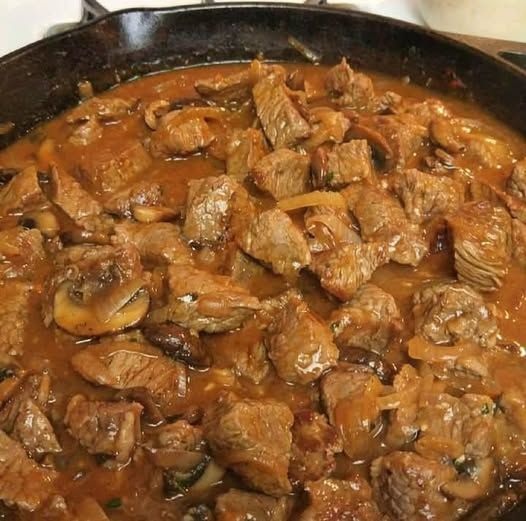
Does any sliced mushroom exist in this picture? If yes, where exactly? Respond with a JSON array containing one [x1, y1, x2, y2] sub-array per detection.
[[345, 122, 394, 169], [429, 118, 465, 154], [339, 348, 396, 385], [20, 210, 60, 238], [144, 99, 170, 130], [132, 204, 178, 223], [443, 457, 495, 501], [115, 387, 165, 426], [53, 280, 150, 336], [0, 354, 26, 405]]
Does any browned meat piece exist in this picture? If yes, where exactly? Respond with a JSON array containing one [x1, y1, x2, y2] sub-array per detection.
[[310, 242, 389, 301], [148, 108, 218, 158], [512, 218, 526, 267], [71, 341, 187, 416], [0, 281, 32, 355], [103, 180, 162, 218], [80, 139, 151, 193], [183, 175, 240, 244], [267, 291, 338, 384], [289, 411, 343, 484], [66, 96, 134, 123], [148, 264, 260, 333], [64, 394, 143, 463], [312, 140, 373, 189], [345, 184, 428, 266], [0, 431, 57, 511], [236, 208, 311, 276], [300, 476, 383, 521], [303, 106, 351, 151], [0, 227, 44, 280], [215, 489, 291, 521], [49, 165, 103, 223], [507, 158, 526, 200], [393, 169, 464, 224], [203, 392, 293, 496], [371, 451, 458, 521], [68, 118, 103, 146], [413, 280, 499, 348], [402, 98, 451, 126], [329, 283, 402, 353], [195, 69, 253, 103], [305, 205, 361, 254], [113, 222, 191, 266], [447, 201, 512, 291], [325, 58, 375, 110], [226, 128, 268, 181], [320, 365, 382, 459], [253, 74, 311, 149], [252, 149, 311, 200], [0, 166, 47, 217]]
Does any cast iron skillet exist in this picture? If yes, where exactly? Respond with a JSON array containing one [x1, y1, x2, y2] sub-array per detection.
[[0, 2, 526, 519]]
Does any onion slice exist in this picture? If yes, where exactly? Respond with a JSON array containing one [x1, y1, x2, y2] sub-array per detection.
[[277, 191, 347, 212]]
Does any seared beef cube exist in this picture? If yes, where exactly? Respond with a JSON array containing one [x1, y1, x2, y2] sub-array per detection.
[[512, 218, 526, 267], [215, 489, 291, 521], [310, 242, 389, 301], [312, 140, 373, 189], [393, 169, 464, 224], [66, 96, 134, 123], [103, 180, 163, 218], [183, 175, 240, 245], [371, 451, 457, 521], [300, 477, 383, 521], [226, 128, 268, 181], [325, 58, 375, 110], [195, 69, 253, 103], [71, 341, 187, 416], [113, 222, 192, 266], [303, 107, 351, 150], [404, 98, 451, 127], [148, 264, 260, 333], [413, 280, 498, 348], [267, 291, 339, 384], [68, 118, 103, 146], [0, 431, 57, 511], [329, 283, 402, 353], [64, 394, 143, 463], [507, 158, 526, 201], [0, 166, 47, 217], [236, 208, 311, 276], [289, 411, 343, 484], [203, 392, 293, 496], [253, 74, 311, 149], [80, 139, 151, 192], [0, 281, 32, 355], [252, 149, 311, 200], [345, 185, 428, 266], [50, 165, 102, 224], [0, 227, 44, 280], [447, 201, 511, 291]]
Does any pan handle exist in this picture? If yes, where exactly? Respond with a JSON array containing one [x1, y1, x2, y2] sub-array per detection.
[[81, 0, 110, 22]]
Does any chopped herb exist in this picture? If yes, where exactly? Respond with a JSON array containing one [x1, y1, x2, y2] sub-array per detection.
[[105, 497, 122, 509], [481, 403, 491, 415], [325, 172, 335, 185]]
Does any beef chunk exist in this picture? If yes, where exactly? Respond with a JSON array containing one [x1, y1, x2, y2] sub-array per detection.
[[345, 184, 428, 266], [183, 175, 240, 245], [236, 208, 311, 276], [71, 341, 187, 416], [113, 222, 192, 266], [289, 411, 343, 484], [215, 489, 291, 521], [303, 107, 351, 150], [0, 166, 47, 217], [203, 392, 293, 496], [68, 118, 103, 146], [80, 140, 151, 192], [300, 477, 383, 521], [149, 108, 215, 158], [103, 180, 163, 218], [252, 149, 311, 200], [325, 58, 375, 110], [371, 451, 457, 521], [226, 128, 268, 181], [253, 74, 311, 149], [267, 291, 339, 384], [0, 431, 57, 511], [329, 283, 402, 353], [0, 281, 32, 355], [512, 218, 526, 267], [195, 69, 253, 103], [312, 140, 373, 189], [393, 169, 464, 224], [64, 394, 143, 463], [310, 242, 389, 301], [66, 96, 134, 123], [507, 158, 526, 201], [413, 280, 498, 348], [148, 264, 260, 333], [0, 227, 44, 280], [447, 201, 512, 291]]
